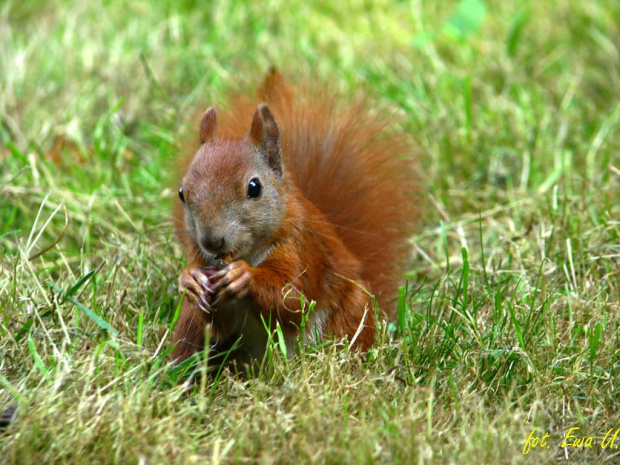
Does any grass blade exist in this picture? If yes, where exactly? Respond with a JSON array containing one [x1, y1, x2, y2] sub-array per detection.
[[50, 282, 116, 335]]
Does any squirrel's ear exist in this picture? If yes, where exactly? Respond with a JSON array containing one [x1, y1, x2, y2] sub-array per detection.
[[250, 103, 282, 178], [199, 107, 217, 144]]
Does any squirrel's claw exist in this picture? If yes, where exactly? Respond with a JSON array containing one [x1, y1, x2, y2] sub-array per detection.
[[212, 261, 252, 304], [179, 266, 216, 312], [181, 286, 212, 313]]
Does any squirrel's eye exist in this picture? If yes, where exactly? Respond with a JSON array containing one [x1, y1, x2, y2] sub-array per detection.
[[179, 186, 185, 203], [247, 178, 262, 199]]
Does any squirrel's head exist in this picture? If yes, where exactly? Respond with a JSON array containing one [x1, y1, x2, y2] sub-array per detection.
[[179, 103, 286, 262]]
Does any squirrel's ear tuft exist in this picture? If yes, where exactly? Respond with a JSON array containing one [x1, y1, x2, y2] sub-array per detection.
[[250, 103, 282, 178], [199, 107, 217, 144]]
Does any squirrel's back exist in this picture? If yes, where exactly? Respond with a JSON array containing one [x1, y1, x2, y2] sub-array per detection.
[[188, 69, 418, 315]]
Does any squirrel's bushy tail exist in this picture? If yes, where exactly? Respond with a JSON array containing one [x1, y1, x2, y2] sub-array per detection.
[[219, 69, 419, 315]]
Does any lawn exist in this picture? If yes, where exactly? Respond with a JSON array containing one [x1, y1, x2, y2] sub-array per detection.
[[1, 0, 619, 463]]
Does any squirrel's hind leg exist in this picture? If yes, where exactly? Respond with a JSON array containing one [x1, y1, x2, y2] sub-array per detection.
[[170, 299, 211, 364]]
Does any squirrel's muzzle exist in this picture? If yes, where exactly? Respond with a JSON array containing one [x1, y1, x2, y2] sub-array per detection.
[[200, 235, 226, 255]]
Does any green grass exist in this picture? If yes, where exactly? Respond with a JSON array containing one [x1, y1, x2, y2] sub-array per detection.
[[1, 0, 619, 463]]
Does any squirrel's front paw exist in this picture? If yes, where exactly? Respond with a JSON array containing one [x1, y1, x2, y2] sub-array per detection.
[[179, 266, 218, 312], [212, 260, 252, 304]]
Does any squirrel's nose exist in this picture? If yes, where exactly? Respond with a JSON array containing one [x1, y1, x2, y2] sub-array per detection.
[[201, 236, 226, 254]]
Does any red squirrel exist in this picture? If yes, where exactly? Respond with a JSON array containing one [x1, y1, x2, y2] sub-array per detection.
[[171, 69, 417, 365]]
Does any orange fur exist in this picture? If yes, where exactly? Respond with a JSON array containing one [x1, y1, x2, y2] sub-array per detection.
[[171, 69, 418, 364]]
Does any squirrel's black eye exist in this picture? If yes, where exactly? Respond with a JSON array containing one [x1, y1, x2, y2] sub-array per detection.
[[247, 178, 262, 199], [179, 186, 185, 203]]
